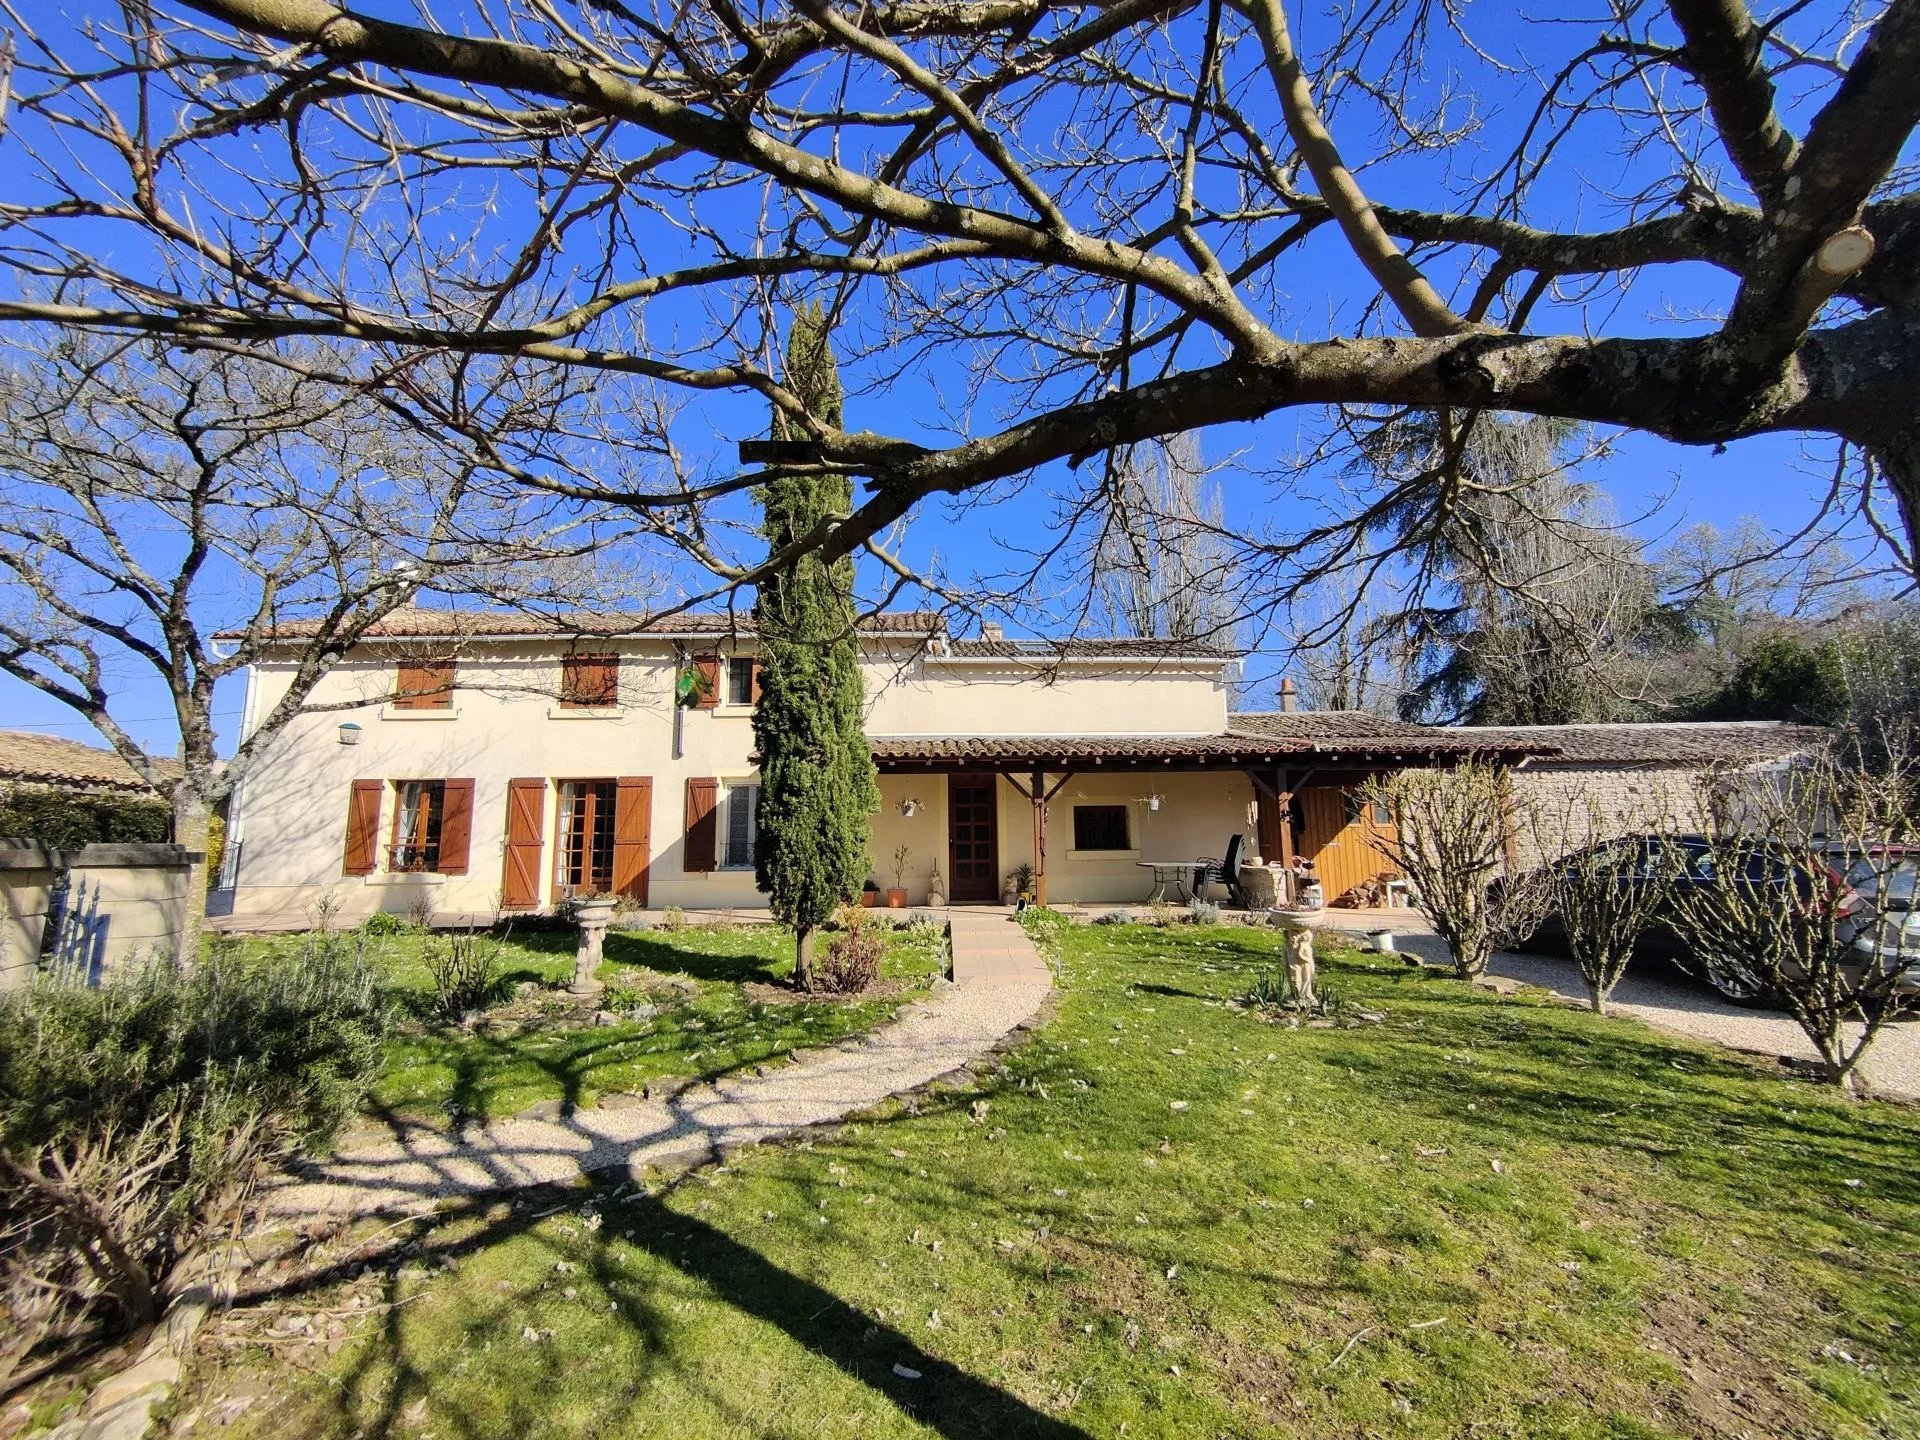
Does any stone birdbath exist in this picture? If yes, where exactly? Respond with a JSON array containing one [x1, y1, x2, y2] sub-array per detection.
[[570, 896, 617, 997]]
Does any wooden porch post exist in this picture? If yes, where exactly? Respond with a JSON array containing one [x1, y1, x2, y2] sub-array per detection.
[[1032, 764, 1047, 906]]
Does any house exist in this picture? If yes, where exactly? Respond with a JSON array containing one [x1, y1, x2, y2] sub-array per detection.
[[211, 608, 1827, 927]]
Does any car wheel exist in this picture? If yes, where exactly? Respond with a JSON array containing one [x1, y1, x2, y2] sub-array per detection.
[[1701, 962, 1778, 1008]]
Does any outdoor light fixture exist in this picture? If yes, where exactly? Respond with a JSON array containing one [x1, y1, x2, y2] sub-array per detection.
[[338, 721, 363, 746], [899, 797, 922, 818], [1137, 792, 1164, 812]]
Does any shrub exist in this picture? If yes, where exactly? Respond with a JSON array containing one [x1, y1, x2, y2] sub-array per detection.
[[426, 930, 503, 1019], [1017, 904, 1072, 950], [814, 912, 884, 994], [1094, 909, 1133, 925], [0, 936, 388, 1363], [358, 910, 409, 937], [1188, 899, 1221, 926], [659, 905, 687, 932], [0, 783, 170, 850]]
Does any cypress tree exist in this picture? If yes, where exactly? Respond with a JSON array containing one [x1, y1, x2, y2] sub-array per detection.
[[753, 302, 879, 989]]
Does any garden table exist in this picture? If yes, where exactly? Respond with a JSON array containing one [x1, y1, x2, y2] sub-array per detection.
[[1136, 860, 1198, 904]]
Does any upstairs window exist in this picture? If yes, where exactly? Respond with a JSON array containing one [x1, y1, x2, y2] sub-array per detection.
[[390, 780, 447, 871], [394, 658, 455, 710], [726, 657, 762, 707], [723, 783, 759, 869], [1073, 804, 1131, 852], [560, 653, 619, 708]]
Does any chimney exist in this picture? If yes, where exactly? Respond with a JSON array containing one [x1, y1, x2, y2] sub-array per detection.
[[1280, 677, 1298, 713], [980, 622, 1003, 642]]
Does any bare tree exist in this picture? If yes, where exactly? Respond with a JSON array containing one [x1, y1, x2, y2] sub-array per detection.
[[0, 333, 644, 957], [1361, 761, 1551, 980], [1665, 744, 1919, 1094], [0, 0, 1912, 620], [1532, 799, 1683, 1015], [1090, 434, 1237, 643]]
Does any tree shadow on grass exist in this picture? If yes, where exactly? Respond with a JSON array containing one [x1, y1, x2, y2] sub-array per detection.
[[256, 1177, 1099, 1440]]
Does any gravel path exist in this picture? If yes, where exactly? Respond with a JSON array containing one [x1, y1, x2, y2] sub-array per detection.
[[265, 972, 1051, 1221]]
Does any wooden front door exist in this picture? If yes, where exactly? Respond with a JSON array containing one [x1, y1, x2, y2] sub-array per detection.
[[1299, 786, 1400, 905], [947, 774, 999, 903]]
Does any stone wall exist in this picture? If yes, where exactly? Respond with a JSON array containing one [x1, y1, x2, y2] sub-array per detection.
[[1507, 764, 1717, 870], [0, 840, 199, 987]]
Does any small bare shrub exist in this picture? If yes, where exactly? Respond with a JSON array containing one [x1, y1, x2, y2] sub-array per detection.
[[659, 905, 688, 932], [1534, 797, 1680, 1014], [1188, 898, 1221, 926], [1361, 762, 1551, 980], [814, 912, 884, 994], [427, 930, 503, 1019], [1666, 744, 1918, 1093]]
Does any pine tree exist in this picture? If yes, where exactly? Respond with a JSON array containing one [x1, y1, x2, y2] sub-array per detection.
[[753, 302, 879, 989]]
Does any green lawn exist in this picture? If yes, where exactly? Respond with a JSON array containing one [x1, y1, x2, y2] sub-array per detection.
[[184, 921, 1920, 1438], [225, 920, 947, 1122]]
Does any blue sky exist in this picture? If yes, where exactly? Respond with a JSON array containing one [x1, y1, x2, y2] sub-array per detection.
[[0, 0, 1901, 756]]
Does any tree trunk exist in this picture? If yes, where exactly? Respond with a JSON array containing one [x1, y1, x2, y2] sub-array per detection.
[[795, 925, 815, 992], [1588, 983, 1607, 1015], [172, 791, 213, 966]]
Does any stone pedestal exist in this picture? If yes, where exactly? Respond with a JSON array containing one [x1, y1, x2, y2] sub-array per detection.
[[570, 898, 616, 996]]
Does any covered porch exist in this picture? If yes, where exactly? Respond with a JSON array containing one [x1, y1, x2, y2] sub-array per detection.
[[866, 725, 1547, 910]]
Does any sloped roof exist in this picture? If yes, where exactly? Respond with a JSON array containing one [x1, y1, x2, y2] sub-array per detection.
[[870, 734, 1289, 764], [1465, 721, 1831, 766], [0, 730, 177, 794], [1227, 710, 1559, 755], [870, 720, 1552, 768], [946, 636, 1239, 661], [224, 607, 946, 642]]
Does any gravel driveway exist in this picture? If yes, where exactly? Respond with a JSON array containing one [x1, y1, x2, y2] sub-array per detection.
[[1381, 932, 1920, 1101]]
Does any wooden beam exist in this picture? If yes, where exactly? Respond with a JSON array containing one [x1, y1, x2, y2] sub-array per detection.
[[1032, 764, 1048, 906]]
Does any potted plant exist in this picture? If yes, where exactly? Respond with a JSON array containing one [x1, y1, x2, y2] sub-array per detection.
[[860, 878, 880, 908], [1005, 862, 1035, 906], [887, 845, 911, 908]]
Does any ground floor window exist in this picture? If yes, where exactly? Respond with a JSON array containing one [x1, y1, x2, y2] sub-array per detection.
[[390, 780, 446, 871], [723, 782, 759, 869], [558, 779, 618, 894], [1072, 803, 1131, 852]]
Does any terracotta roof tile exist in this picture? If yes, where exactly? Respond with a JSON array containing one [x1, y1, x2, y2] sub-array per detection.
[[1227, 711, 1559, 755], [946, 636, 1239, 660], [224, 607, 946, 642], [0, 731, 177, 793], [1466, 721, 1831, 765]]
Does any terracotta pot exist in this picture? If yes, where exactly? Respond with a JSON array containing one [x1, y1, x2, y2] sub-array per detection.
[[886, 888, 909, 908], [859, 891, 879, 908]]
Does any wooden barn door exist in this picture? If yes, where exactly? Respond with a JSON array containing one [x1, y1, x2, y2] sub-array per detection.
[[1298, 786, 1399, 905]]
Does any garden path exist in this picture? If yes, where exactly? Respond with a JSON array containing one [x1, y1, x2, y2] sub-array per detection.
[[264, 914, 1051, 1220]]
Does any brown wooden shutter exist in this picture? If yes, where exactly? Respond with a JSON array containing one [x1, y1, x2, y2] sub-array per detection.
[[613, 776, 653, 903], [395, 659, 454, 710], [684, 777, 718, 873], [437, 778, 475, 874], [501, 778, 546, 909], [693, 653, 720, 709], [342, 780, 383, 876], [750, 660, 764, 705], [562, 653, 619, 708]]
